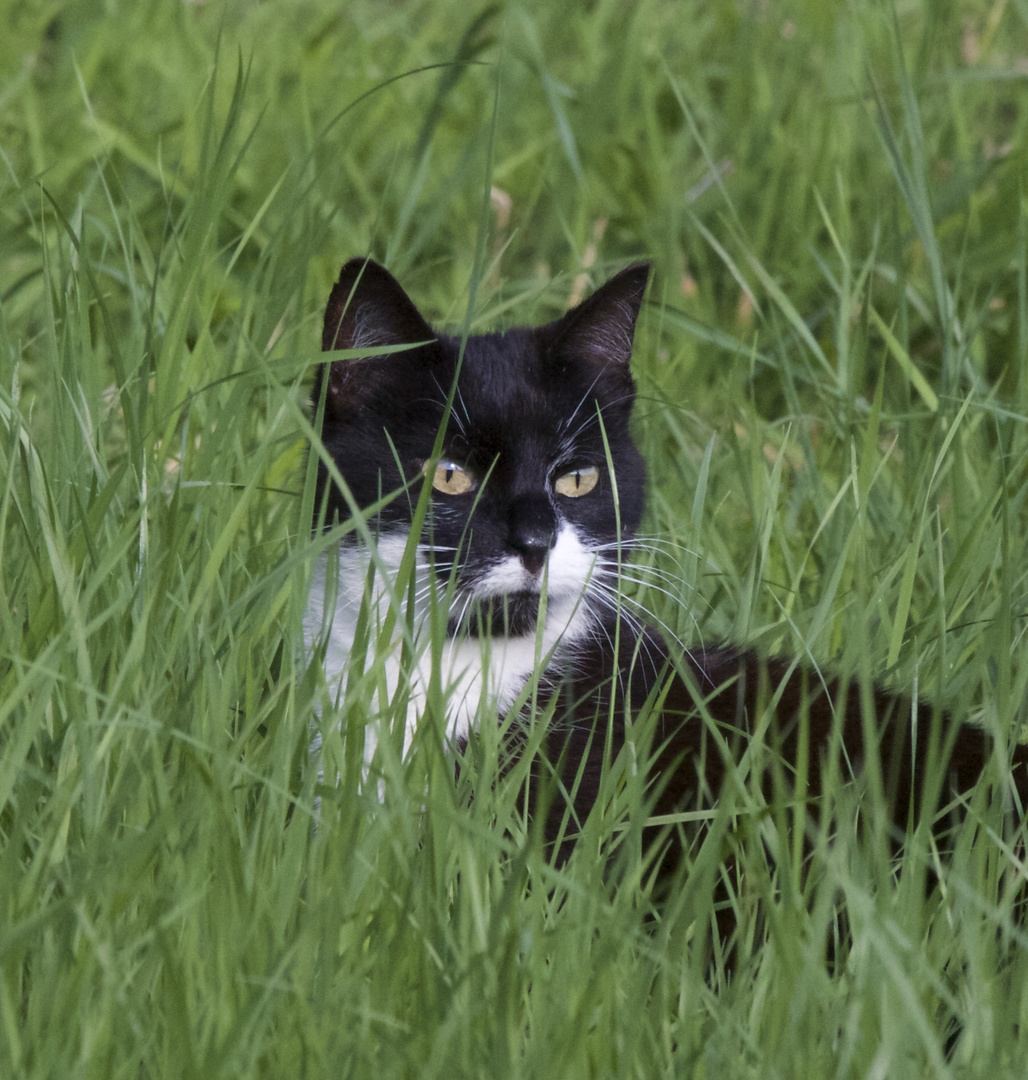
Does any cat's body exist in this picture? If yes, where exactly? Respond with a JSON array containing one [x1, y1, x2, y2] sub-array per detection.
[[305, 257, 1028, 899]]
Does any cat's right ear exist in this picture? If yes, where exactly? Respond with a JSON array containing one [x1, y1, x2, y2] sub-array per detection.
[[322, 258, 434, 352], [318, 258, 435, 421]]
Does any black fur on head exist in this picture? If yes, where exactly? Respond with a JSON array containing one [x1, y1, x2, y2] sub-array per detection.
[[312, 258, 650, 604]]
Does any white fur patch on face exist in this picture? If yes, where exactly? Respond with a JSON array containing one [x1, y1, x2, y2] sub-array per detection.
[[304, 523, 598, 778], [470, 524, 598, 601]]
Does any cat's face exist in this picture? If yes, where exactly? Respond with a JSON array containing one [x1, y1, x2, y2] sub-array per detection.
[[313, 259, 649, 640]]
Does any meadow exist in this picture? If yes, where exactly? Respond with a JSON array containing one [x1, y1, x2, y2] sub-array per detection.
[[3, 0, 1028, 1075]]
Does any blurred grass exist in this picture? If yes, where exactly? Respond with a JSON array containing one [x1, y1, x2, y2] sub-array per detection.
[[3, 0, 1028, 1076]]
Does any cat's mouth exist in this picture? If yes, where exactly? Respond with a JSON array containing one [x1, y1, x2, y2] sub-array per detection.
[[447, 591, 545, 639]]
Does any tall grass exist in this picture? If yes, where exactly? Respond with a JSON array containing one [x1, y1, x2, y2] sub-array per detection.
[[2, 0, 1028, 1075]]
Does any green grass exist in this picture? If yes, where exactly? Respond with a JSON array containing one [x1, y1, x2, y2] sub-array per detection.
[[3, 0, 1028, 1075]]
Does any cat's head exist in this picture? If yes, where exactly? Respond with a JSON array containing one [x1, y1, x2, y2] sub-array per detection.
[[312, 258, 650, 638]]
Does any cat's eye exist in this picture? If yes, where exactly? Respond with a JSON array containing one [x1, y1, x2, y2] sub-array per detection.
[[422, 459, 476, 495], [554, 465, 599, 498]]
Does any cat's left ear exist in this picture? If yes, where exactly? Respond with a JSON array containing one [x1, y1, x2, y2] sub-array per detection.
[[549, 262, 651, 371]]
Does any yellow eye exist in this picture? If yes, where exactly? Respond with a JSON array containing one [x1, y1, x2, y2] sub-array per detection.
[[554, 465, 599, 497], [423, 459, 475, 495]]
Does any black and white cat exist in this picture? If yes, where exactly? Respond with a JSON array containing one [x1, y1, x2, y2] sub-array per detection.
[[305, 257, 1028, 872], [305, 258, 649, 765]]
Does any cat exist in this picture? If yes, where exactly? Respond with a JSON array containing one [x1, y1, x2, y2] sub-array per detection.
[[305, 257, 649, 768], [305, 256, 1028, 915]]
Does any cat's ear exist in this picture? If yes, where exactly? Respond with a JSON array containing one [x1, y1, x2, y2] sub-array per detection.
[[549, 262, 651, 371], [319, 258, 436, 422], [322, 258, 435, 353]]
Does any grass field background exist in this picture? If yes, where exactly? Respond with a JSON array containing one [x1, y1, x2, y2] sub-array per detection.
[[3, 0, 1028, 1075]]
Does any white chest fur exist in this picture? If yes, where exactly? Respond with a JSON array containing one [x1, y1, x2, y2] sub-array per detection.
[[304, 528, 597, 764]]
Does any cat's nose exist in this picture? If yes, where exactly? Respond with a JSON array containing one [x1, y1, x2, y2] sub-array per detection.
[[508, 495, 556, 576]]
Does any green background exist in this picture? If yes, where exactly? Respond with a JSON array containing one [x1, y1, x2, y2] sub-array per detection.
[[3, 1, 1028, 1075]]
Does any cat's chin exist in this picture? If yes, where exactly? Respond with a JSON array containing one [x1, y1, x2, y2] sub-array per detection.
[[447, 591, 545, 639]]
